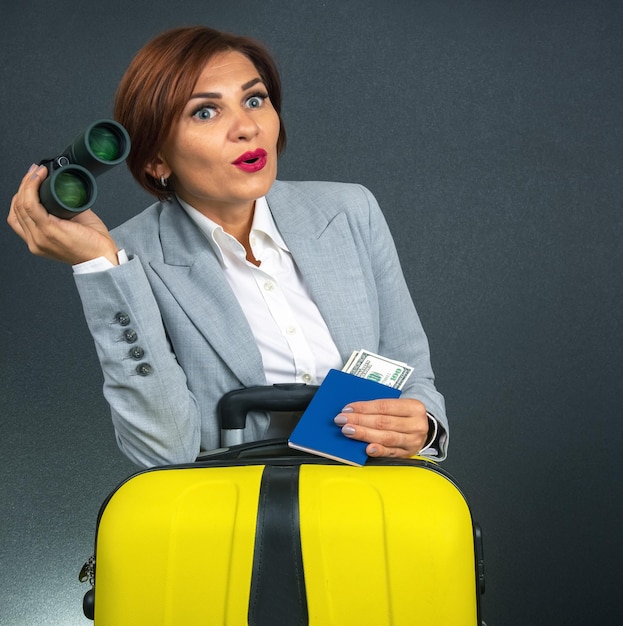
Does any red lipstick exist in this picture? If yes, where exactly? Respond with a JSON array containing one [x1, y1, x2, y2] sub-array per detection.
[[232, 148, 268, 172]]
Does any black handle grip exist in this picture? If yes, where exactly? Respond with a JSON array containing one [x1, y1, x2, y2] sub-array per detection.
[[217, 383, 319, 430]]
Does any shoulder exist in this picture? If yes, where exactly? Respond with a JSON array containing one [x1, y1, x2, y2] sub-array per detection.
[[271, 179, 377, 206], [110, 199, 172, 254], [111, 200, 165, 237], [268, 180, 382, 225], [267, 180, 393, 253]]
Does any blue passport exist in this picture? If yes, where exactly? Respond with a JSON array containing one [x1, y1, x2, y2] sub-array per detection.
[[287, 368, 401, 466]]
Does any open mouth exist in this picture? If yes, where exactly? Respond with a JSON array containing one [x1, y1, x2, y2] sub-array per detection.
[[233, 148, 268, 172], [233, 149, 267, 165]]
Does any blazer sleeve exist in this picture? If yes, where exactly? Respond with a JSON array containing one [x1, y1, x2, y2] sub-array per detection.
[[74, 256, 202, 467], [355, 184, 449, 459]]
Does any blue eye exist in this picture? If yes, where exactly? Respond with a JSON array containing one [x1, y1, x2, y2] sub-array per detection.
[[192, 106, 217, 120], [246, 94, 267, 109]]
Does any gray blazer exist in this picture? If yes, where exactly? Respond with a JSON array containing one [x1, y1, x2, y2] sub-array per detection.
[[74, 180, 448, 467]]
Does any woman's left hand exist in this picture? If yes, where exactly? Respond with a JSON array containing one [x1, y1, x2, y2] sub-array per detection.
[[334, 397, 430, 458]]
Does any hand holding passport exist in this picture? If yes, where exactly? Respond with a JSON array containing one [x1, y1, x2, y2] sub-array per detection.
[[287, 350, 413, 466]]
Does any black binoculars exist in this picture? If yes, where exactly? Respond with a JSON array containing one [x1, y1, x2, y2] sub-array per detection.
[[38, 119, 131, 219]]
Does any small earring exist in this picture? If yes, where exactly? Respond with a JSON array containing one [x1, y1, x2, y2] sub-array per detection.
[[160, 175, 168, 187]]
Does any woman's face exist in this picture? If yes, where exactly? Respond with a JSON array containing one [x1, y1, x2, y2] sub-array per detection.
[[153, 50, 281, 220]]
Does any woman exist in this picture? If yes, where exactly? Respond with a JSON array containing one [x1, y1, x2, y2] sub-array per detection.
[[8, 26, 448, 467]]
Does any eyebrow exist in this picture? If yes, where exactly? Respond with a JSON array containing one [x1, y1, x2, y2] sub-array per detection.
[[189, 77, 263, 100]]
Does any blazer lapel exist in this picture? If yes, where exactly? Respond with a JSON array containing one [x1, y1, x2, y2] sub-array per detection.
[[149, 201, 266, 386], [267, 182, 378, 361], [145, 183, 377, 385]]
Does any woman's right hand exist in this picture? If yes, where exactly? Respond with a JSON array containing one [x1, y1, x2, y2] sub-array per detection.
[[8, 164, 121, 266]]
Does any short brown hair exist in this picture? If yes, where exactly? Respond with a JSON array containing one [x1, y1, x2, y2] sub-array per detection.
[[114, 26, 286, 200]]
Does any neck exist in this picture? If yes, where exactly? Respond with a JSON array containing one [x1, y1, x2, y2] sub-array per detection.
[[181, 196, 255, 240], [180, 196, 259, 264]]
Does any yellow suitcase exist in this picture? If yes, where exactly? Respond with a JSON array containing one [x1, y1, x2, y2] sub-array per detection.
[[81, 385, 485, 625]]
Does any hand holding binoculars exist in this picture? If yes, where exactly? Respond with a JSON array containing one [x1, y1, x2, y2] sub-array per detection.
[[38, 120, 131, 219]]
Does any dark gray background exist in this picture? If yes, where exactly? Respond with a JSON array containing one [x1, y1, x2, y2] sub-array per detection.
[[2, 0, 622, 624]]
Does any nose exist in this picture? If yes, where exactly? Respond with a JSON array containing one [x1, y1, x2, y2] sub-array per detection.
[[228, 107, 260, 142]]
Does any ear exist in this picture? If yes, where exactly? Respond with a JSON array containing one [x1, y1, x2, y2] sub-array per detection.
[[145, 154, 171, 181]]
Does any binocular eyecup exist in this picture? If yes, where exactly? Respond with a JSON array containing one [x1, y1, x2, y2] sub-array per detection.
[[38, 119, 131, 219]]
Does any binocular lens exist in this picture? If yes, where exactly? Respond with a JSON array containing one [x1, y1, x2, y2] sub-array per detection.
[[88, 126, 121, 162], [54, 171, 89, 209], [39, 119, 129, 217]]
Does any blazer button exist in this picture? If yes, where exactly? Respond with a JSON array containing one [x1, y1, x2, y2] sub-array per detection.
[[123, 329, 138, 343], [115, 312, 131, 326], [136, 363, 153, 376], [128, 346, 144, 360]]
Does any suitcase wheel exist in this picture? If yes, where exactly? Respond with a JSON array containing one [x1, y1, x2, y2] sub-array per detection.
[[83, 588, 95, 620]]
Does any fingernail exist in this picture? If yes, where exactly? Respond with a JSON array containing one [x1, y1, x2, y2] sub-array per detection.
[[342, 425, 356, 436], [334, 415, 347, 426], [368, 445, 378, 455], [28, 163, 37, 173], [30, 165, 44, 180], [341, 406, 354, 413]]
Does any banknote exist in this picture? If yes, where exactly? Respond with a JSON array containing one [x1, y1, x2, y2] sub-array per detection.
[[342, 349, 413, 390]]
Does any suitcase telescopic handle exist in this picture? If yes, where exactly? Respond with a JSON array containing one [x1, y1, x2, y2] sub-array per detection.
[[218, 383, 319, 430], [216, 383, 317, 447]]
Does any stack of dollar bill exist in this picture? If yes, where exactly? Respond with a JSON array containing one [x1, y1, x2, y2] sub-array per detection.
[[341, 349, 413, 390]]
